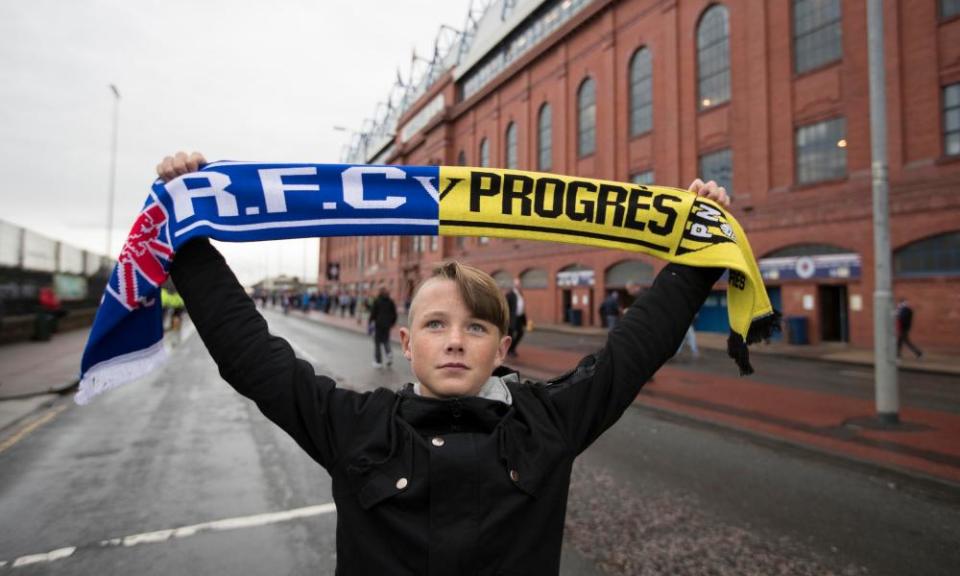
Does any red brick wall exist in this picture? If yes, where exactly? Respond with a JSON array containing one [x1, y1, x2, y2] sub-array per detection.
[[320, 0, 960, 353]]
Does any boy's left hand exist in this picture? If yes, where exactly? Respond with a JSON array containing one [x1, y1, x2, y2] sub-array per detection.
[[687, 178, 731, 208]]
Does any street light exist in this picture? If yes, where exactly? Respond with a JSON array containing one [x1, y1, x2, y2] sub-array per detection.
[[866, 1, 898, 424], [106, 84, 120, 258]]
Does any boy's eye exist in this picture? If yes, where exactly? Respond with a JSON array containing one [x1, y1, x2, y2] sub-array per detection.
[[425, 319, 443, 329], [467, 322, 487, 334]]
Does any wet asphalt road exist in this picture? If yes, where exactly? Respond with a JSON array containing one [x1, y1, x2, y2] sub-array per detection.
[[0, 311, 958, 575]]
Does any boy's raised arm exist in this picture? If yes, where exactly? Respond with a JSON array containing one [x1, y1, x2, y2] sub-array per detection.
[[543, 179, 729, 453], [160, 153, 368, 470]]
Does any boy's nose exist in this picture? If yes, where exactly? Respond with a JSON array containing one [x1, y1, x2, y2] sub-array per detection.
[[445, 331, 465, 352]]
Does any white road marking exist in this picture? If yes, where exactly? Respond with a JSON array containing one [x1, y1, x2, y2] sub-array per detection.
[[1, 503, 336, 569], [11, 547, 76, 568]]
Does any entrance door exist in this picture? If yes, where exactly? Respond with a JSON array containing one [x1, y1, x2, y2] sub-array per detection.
[[818, 285, 848, 342], [561, 289, 572, 324], [694, 290, 730, 333]]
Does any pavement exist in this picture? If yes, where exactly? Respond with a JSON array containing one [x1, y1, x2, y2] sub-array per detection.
[[2, 309, 958, 488]]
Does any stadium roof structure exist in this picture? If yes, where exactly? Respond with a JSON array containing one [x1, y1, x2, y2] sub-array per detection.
[[343, 0, 593, 165]]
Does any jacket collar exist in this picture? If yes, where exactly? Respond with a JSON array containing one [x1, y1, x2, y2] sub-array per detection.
[[397, 368, 520, 434]]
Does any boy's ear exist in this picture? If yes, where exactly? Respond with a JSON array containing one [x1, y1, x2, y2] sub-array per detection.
[[400, 327, 413, 360], [494, 333, 512, 367]]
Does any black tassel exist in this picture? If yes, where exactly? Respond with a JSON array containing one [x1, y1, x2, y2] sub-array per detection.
[[727, 332, 753, 376], [727, 310, 782, 376], [746, 310, 782, 345]]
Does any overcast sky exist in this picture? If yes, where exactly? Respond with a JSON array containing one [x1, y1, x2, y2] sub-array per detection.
[[0, 0, 475, 285]]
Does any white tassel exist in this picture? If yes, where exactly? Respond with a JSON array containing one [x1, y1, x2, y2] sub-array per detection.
[[74, 342, 168, 405]]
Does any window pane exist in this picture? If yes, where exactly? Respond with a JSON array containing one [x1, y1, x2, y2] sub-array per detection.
[[480, 138, 490, 167], [946, 84, 960, 108], [578, 78, 596, 157], [538, 104, 552, 171], [699, 148, 733, 195], [631, 170, 654, 185], [894, 232, 960, 277], [946, 108, 960, 133], [630, 48, 653, 136], [794, 0, 842, 74], [948, 133, 960, 156], [945, 84, 960, 157], [506, 123, 518, 169], [700, 148, 733, 197], [697, 6, 730, 109], [942, 0, 960, 19], [457, 150, 466, 166], [796, 117, 847, 184]]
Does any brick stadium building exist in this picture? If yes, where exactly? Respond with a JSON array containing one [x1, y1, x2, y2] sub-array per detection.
[[320, 0, 960, 353]]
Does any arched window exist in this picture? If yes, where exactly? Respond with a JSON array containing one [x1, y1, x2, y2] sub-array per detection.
[[605, 259, 655, 287], [577, 77, 596, 157], [505, 122, 518, 169], [519, 267, 549, 289], [479, 138, 490, 167], [894, 232, 960, 277], [537, 103, 552, 171], [492, 270, 514, 289], [629, 47, 653, 136], [457, 149, 466, 166], [697, 5, 730, 110]]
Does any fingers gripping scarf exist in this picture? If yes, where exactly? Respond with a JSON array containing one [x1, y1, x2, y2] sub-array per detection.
[[76, 162, 779, 404]]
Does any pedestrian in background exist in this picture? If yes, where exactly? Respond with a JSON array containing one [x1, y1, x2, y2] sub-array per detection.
[[368, 285, 398, 368], [896, 298, 923, 359], [505, 278, 526, 357], [599, 290, 620, 329]]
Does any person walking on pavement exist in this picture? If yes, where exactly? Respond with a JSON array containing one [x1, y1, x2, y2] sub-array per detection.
[[368, 285, 398, 368], [505, 278, 526, 357], [896, 298, 923, 359], [599, 290, 620, 329], [157, 151, 730, 575]]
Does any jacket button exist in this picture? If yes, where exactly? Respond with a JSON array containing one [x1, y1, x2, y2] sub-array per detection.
[[509, 469, 519, 482], [396, 477, 408, 490], [431, 436, 445, 447]]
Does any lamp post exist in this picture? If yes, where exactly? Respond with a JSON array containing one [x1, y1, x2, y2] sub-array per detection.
[[867, 0, 898, 424], [106, 84, 121, 258]]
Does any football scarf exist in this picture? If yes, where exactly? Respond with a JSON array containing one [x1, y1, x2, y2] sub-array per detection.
[[76, 162, 778, 404]]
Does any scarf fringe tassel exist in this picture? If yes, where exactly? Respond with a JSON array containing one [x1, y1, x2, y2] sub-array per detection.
[[726, 310, 783, 376], [74, 342, 168, 405]]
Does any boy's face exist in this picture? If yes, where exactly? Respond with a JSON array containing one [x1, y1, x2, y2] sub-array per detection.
[[400, 278, 511, 398]]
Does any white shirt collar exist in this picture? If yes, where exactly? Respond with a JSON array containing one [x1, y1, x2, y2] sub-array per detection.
[[412, 375, 513, 406]]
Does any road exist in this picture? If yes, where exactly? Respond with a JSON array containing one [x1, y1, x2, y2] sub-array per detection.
[[1, 311, 958, 575]]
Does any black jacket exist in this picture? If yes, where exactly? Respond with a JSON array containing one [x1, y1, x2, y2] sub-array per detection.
[[171, 239, 720, 576]]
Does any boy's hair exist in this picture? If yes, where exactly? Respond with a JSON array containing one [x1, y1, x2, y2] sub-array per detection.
[[413, 261, 509, 335]]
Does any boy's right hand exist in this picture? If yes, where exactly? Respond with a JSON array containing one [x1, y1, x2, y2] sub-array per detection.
[[156, 151, 206, 183]]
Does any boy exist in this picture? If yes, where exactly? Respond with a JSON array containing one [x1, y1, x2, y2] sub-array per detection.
[[159, 152, 729, 575]]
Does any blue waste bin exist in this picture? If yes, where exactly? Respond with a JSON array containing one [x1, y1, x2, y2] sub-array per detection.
[[567, 309, 583, 326], [786, 316, 809, 345]]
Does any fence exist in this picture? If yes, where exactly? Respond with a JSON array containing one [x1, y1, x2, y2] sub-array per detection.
[[0, 219, 113, 317]]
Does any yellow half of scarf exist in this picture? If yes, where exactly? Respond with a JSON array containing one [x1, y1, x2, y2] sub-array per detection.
[[436, 167, 776, 374]]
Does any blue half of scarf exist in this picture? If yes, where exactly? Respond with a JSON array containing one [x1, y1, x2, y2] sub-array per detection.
[[77, 162, 442, 404]]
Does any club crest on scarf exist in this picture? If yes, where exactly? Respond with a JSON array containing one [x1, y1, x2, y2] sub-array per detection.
[[676, 199, 737, 256], [111, 202, 172, 311]]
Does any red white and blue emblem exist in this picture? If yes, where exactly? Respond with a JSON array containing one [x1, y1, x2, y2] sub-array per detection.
[[108, 202, 173, 310]]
